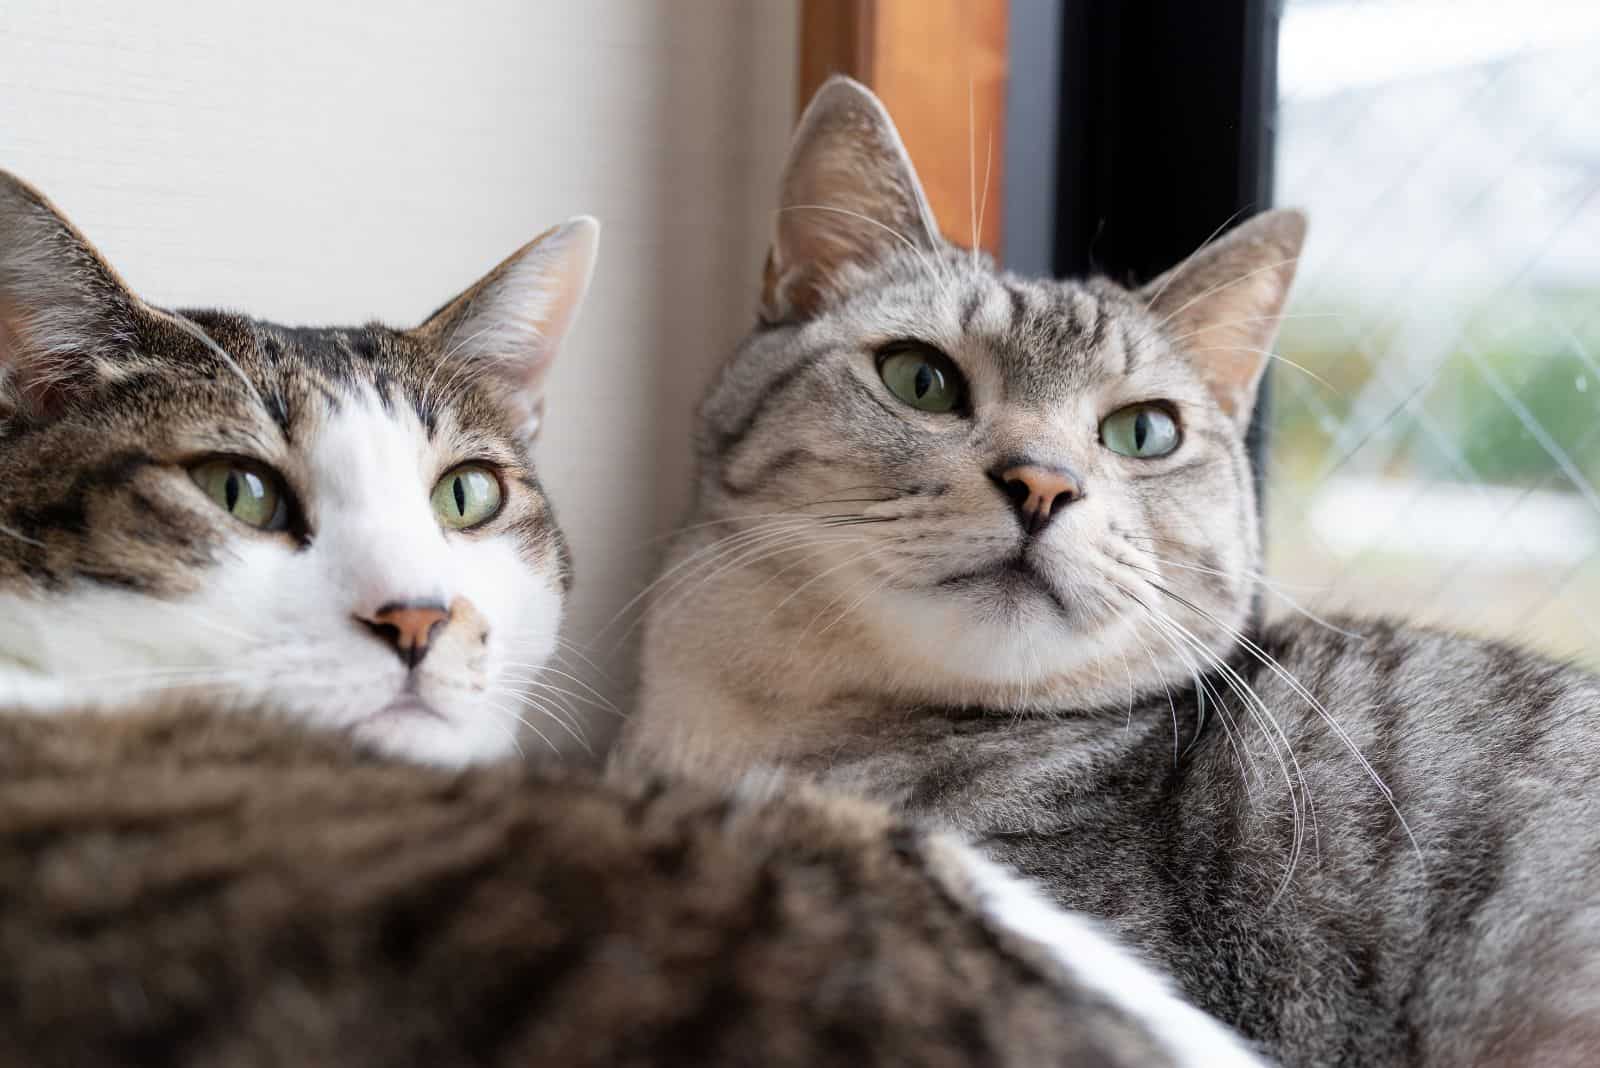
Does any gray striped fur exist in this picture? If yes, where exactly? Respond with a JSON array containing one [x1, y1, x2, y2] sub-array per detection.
[[627, 77, 1600, 1066]]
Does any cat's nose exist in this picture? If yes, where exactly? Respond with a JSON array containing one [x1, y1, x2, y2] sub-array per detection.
[[989, 462, 1084, 535], [358, 600, 451, 668]]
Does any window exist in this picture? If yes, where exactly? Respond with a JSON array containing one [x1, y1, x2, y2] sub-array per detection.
[[1272, 0, 1600, 665]]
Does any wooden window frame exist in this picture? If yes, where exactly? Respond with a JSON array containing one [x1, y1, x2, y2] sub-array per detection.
[[798, 0, 1009, 258]]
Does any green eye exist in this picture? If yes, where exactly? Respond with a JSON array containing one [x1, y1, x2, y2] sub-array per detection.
[[188, 460, 289, 530], [878, 344, 965, 413], [431, 464, 502, 529], [1101, 404, 1181, 459]]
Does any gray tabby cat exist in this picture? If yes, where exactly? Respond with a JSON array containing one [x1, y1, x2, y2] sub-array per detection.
[[625, 76, 1600, 1067], [0, 169, 1262, 1066]]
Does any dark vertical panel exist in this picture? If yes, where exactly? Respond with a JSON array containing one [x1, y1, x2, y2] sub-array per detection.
[[1045, 0, 1281, 557], [1051, 0, 1280, 281]]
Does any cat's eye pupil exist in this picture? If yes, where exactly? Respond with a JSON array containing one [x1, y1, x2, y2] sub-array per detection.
[[431, 464, 502, 531], [188, 459, 287, 532], [877, 346, 964, 414], [1099, 403, 1180, 459]]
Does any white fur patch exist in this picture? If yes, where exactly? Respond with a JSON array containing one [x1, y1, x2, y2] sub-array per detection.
[[955, 847, 1267, 1067], [0, 385, 565, 767]]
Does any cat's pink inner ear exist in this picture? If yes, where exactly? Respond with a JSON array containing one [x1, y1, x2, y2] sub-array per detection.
[[0, 303, 68, 422], [0, 170, 144, 422], [414, 216, 599, 440], [763, 76, 940, 322], [1139, 209, 1308, 428]]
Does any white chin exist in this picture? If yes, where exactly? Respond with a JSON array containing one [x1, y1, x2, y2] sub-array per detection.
[[349, 703, 521, 768], [868, 585, 1123, 691]]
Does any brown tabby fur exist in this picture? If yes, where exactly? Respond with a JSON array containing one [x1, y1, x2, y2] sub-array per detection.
[[0, 708, 1177, 1067]]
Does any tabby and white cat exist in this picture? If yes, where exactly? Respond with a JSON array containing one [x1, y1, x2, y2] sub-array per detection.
[[0, 169, 594, 766], [626, 76, 1600, 1066], [0, 706, 1269, 1068], [0, 170, 1262, 1066]]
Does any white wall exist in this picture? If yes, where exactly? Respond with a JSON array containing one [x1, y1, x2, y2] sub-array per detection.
[[0, 0, 798, 751]]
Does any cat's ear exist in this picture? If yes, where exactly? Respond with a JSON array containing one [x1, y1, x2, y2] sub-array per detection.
[[1139, 209, 1308, 430], [412, 216, 599, 442], [0, 170, 146, 422], [762, 75, 940, 323]]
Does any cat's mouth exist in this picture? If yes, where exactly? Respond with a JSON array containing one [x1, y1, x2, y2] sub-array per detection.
[[936, 554, 1071, 617]]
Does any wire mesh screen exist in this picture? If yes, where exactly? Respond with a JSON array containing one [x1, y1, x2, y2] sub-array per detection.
[[1270, 0, 1600, 667]]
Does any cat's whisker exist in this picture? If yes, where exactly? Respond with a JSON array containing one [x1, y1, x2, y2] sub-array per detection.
[[420, 318, 504, 416], [776, 205, 957, 304], [597, 517, 846, 639], [495, 674, 588, 722], [975, 127, 994, 276], [1124, 543, 1324, 594], [65, 663, 287, 685], [551, 635, 612, 680], [1134, 601, 1256, 782], [0, 521, 43, 547], [811, 546, 906, 637], [101, 598, 270, 647], [1179, 345, 1338, 393], [766, 538, 901, 621], [968, 76, 978, 274], [636, 506, 893, 550], [1254, 586, 1371, 640], [1138, 256, 1304, 347], [1123, 587, 1313, 899], [1139, 208, 1253, 311], [654, 518, 881, 607], [637, 527, 876, 645], [503, 663, 618, 716], [157, 309, 272, 423], [490, 684, 593, 754], [1119, 540, 1361, 641], [484, 696, 562, 756], [747, 535, 873, 602], [1132, 546, 1362, 638], [622, 521, 866, 629], [495, 714, 528, 759], [1151, 582, 1422, 867], [669, 530, 873, 621], [1094, 601, 1171, 741], [1121, 609, 1185, 764], [1111, 578, 1308, 819], [1164, 311, 1341, 347]]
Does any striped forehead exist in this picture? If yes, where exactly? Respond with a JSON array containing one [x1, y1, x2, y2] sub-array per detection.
[[966, 275, 1136, 406], [859, 270, 1142, 408], [239, 321, 432, 438]]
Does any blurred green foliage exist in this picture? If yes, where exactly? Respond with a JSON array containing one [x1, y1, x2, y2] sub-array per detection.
[[1271, 290, 1600, 491]]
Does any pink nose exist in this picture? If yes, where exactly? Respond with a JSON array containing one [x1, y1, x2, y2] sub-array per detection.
[[991, 463, 1084, 535], [357, 600, 450, 668]]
